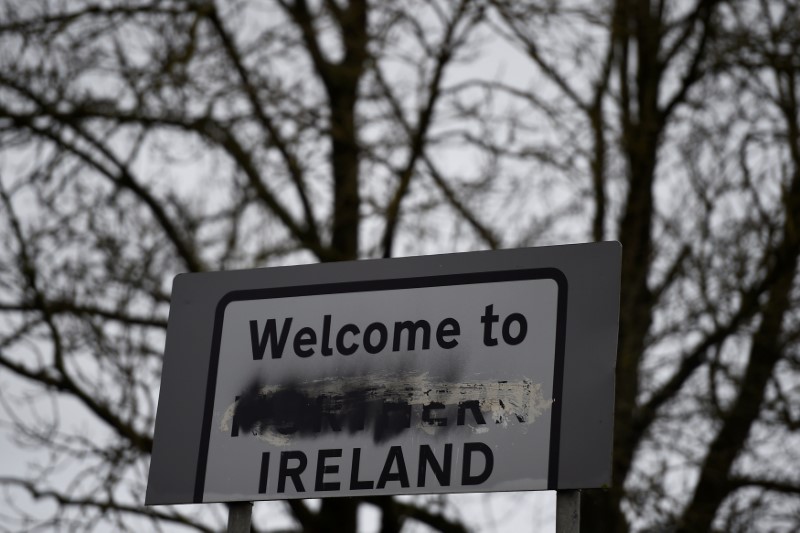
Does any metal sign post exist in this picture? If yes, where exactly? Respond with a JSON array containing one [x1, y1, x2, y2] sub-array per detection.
[[227, 502, 253, 533], [556, 490, 581, 533]]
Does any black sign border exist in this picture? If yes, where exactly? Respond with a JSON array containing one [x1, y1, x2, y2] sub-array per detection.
[[194, 268, 568, 502]]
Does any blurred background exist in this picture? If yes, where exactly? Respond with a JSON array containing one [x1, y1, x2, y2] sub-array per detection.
[[0, 0, 799, 531]]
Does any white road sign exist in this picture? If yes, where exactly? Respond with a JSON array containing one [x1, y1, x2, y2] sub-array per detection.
[[147, 243, 620, 505]]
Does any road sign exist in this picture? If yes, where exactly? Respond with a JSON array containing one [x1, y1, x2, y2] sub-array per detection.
[[146, 242, 620, 505]]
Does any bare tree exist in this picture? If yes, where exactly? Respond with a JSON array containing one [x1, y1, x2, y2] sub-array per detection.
[[1, 0, 799, 532], [0, 0, 493, 530], [485, 0, 800, 531]]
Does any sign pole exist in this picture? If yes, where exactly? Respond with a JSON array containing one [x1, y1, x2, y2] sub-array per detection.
[[555, 490, 581, 533], [227, 501, 253, 533]]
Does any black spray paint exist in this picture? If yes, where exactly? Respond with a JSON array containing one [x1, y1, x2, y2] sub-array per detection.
[[232, 378, 488, 443]]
